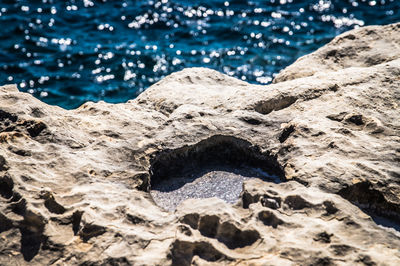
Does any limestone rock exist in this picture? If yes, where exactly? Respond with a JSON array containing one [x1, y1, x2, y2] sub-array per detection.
[[0, 23, 399, 265], [273, 23, 400, 83]]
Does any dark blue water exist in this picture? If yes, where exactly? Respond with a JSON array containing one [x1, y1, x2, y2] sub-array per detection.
[[0, 0, 399, 109]]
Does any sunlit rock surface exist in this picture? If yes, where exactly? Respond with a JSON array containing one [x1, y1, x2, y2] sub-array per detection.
[[0, 23, 399, 265]]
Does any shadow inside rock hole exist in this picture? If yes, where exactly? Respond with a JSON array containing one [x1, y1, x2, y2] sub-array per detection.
[[149, 135, 285, 211], [20, 228, 42, 261], [338, 181, 400, 233], [19, 212, 45, 262], [370, 213, 400, 232]]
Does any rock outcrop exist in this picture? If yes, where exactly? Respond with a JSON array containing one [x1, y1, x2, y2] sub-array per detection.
[[273, 23, 400, 83], [0, 23, 399, 265]]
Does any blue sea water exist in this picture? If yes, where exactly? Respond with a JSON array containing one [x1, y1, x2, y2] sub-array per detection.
[[0, 0, 399, 109]]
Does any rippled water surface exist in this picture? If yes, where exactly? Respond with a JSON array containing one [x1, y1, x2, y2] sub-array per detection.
[[0, 0, 399, 109]]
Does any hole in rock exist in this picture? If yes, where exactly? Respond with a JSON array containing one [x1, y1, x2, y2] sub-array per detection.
[[149, 135, 285, 211], [338, 181, 400, 232]]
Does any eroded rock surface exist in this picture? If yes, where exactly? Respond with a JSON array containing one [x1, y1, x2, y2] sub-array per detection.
[[273, 23, 400, 83], [0, 23, 400, 265]]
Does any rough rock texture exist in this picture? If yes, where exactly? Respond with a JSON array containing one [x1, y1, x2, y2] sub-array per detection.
[[273, 23, 400, 83], [1, 23, 400, 265]]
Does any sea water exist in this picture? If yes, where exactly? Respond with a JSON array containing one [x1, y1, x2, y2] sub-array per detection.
[[0, 0, 398, 109]]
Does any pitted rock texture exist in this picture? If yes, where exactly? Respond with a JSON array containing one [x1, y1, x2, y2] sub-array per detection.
[[0, 23, 400, 265], [273, 23, 400, 83]]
